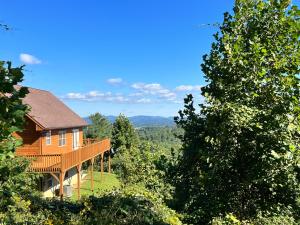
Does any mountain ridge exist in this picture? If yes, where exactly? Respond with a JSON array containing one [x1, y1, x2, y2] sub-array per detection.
[[84, 115, 175, 127]]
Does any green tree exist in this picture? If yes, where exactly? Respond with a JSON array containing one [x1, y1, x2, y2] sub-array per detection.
[[137, 126, 183, 150], [111, 114, 138, 151], [0, 61, 28, 159], [174, 0, 300, 224], [114, 142, 175, 201], [84, 113, 112, 140], [0, 62, 47, 224]]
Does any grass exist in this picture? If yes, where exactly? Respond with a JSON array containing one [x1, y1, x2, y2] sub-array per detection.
[[71, 171, 120, 201]]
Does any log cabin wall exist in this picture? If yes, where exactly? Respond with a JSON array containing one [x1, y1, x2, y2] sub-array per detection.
[[15, 117, 41, 155], [41, 128, 84, 154]]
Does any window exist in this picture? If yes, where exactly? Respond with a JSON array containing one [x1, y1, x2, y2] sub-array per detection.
[[45, 130, 51, 145], [58, 130, 66, 146], [72, 129, 80, 150]]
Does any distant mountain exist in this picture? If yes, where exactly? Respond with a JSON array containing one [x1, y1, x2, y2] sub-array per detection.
[[83, 115, 175, 127], [129, 116, 175, 127]]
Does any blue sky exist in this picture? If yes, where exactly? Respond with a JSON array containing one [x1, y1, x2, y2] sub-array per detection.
[[0, 0, 234, 117]]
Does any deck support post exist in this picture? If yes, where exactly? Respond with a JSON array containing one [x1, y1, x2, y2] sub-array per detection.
[[100, 153, 104, 179], [108, 150, 111, 173], [59, 171, 66, 200], [50, 172, 60, 183], [76, 164, 82, 200], [90, 158, 94, 192]]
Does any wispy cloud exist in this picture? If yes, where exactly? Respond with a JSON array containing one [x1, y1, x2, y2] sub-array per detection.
[[64, 91, 129, 103], [175, 85, 202, 92], [19, 53, 42, 64], [131, 82, 177, 101], [63, 90, 156, 104], [107, 78, 123, 85], [63, 82, 204, 105]]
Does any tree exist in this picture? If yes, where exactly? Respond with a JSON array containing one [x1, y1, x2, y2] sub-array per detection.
[[174, 0, 300, 224], [0, 62, 46, 224], [114, 141, 175, 201], [111, 114, 138, 151], [0, 61, 28, 159], [84, 113, 112, 140]]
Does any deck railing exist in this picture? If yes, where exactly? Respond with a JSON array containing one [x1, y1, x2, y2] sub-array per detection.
[[17, 138, 111, 173]]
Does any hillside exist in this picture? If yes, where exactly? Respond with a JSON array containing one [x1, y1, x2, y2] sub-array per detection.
[[84, 115, 175, 127]]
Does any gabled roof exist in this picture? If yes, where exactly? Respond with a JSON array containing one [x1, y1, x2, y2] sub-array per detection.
[[17, 86, 87, 130]]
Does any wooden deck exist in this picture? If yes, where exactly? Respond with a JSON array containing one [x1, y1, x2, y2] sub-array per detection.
[[16, 138, 111, 173]]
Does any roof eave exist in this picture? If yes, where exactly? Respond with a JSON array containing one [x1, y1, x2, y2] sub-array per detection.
[[26, 114, 45, 130], [42, 124, 88, 131]]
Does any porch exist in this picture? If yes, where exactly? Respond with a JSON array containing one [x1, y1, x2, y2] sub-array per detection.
[[16, 138, 111, 199]]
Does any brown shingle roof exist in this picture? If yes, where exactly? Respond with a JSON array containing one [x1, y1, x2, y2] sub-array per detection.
[[18, 86, 87, 130]]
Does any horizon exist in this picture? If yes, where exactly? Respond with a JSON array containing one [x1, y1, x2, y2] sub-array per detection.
[[1, 0, 234, 117], [84, 114, 175, 118]]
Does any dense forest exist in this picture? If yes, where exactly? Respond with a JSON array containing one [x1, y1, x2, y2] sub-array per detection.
[[137, 126, 182, 148], [0, 1, 299, 224]]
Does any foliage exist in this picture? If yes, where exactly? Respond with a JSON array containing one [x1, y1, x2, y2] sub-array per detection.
[[28, 186, 182, 225], [0, 158, 44, 225], [84, 112, 112, 140], [212, 208, 299, 225], [78, 186, 182, 225], [212, 213, 244, 225], [174, 0, 300, 224], [0, 61, 28, 159], [252, 208, 298, 225], [0, 195, 48, 225], [111, 114, 139, 151], [113, 142, 175, 201], [137, 126, 183, 150], [0, 62, 45, 224]]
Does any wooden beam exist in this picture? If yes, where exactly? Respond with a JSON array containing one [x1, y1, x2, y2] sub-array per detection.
[[59, 171, 66, 200], [90, 158, 94, 192], [76, 164, 81, 200], [108, 150, 111, 173], [50, 172, 60, 183], [100, 153, 104, 179]]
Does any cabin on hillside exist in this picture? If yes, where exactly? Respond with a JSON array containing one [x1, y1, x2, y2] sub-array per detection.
[[15, 86, 111, 199]]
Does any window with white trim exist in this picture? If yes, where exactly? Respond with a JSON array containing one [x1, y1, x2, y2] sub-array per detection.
[[58, 130, 66, 146], [72, 129, 80, 150], [45, 130, 51, 145]]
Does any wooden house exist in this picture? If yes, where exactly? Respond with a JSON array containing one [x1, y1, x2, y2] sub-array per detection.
[[15, 86, 111, 199]]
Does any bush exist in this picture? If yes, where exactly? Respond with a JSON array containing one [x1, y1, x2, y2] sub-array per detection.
[[211, 208, 299, 225], [78, 186, 182, 225], [30, 186, 182, 225]]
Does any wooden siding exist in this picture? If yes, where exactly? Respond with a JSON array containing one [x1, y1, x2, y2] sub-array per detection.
[[15, 117, 41, 155], [15, 116, 85, 155], [41, 128, 84, 154]]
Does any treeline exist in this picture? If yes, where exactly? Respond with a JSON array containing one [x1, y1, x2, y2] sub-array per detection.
[[84, 113, 182, 150], [137, 126, 182, 148]]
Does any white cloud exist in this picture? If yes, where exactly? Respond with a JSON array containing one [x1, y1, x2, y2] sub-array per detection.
[[131, 82, 177, 101], [63, 90, 131, 103], [63, 82, 200, 105], [65, 93, 85, 100], [19, 53, 42, 64], [175, 85, 202, 92], [107, 78, 123, 85]]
